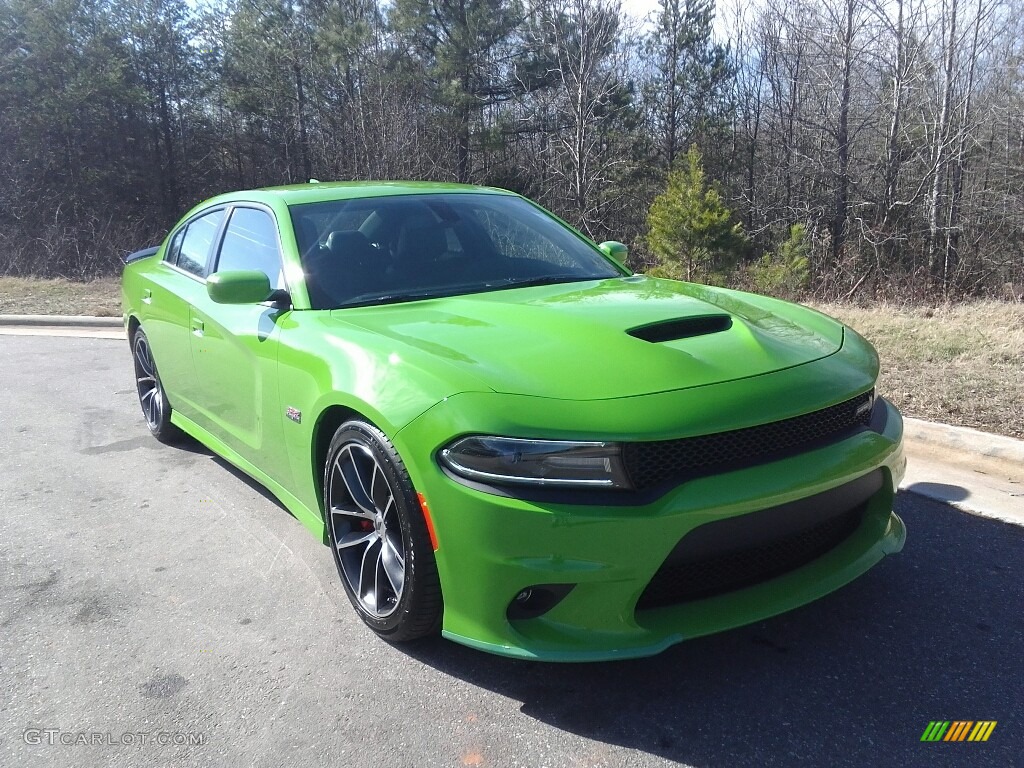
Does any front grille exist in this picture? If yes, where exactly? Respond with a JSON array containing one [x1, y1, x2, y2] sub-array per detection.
[[636, 469, 882, 610], [623, 390, 873, 490]]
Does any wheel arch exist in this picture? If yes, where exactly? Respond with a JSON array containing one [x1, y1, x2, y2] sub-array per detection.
[[316, 403, 444, 639], [309, 394, 433, 523], [311, 403, 364, 523]]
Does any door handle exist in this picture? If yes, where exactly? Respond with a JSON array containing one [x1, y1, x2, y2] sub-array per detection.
[[191, 318, 204, 336], [142, 289, 152, 304]]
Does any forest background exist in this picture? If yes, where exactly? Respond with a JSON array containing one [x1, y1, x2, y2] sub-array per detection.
[[2, 0, 1022, 301]]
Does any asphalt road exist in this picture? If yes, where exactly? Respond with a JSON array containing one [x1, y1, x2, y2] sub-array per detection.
[[1, 335, 1021, 768]]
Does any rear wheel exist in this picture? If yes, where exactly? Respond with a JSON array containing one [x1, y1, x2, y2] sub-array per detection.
[[131, 327, 182, 443], [324, 420, 442, 641]]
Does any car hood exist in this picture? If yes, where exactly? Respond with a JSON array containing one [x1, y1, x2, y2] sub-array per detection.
[[328, 276, 845, 400]]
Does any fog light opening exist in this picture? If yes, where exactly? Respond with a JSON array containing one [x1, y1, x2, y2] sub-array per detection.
[[506, 583, 575, 621]]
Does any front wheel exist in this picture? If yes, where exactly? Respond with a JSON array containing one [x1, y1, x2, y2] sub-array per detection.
[[324, 420, 442, 641]]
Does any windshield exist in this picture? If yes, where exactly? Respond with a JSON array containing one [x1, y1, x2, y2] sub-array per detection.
[[289, 193, 623, 309]]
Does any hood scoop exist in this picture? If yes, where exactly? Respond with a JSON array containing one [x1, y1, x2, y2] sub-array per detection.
[[628, 314, 733, 343]]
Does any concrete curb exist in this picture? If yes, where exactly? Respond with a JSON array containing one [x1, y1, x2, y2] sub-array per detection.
[[903, 417, 1024, 470], [0, 314, 122, 328]]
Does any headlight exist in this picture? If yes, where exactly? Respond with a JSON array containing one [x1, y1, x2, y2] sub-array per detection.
[[439, 436, 631, 488]]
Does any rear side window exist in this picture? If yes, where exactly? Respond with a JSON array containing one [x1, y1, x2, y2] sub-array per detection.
[[215, 207, 285, 289], [177, 209, 225, 277], [164, 228, 185, 266]]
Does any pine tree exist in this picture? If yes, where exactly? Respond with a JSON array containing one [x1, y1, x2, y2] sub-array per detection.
[[646, 145, 745, 282], [748, 223, 811, 298], [388, 0, 524, 183], [643, 0, 732, 169]]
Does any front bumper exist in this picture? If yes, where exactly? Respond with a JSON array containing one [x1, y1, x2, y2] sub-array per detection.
[[398, 390, 906, 662]]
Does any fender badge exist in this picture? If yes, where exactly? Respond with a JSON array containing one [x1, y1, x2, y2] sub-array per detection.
[[286, 407, 302, 424]]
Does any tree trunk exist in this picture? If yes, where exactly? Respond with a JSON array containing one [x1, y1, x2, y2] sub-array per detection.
[[831, 0, 855, 268], [879, 0, 906, 272], [927, 0, 958, 290], [294, 59, 312, 182], [157, 73, 178, 217], [945, 0, 984, 290], [457, 72, 471, 183]]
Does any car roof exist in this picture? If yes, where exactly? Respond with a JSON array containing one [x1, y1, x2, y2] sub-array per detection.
[[203, 181, 516, 208]]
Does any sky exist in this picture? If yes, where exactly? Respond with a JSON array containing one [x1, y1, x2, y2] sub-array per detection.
[[620, 0, 662, 23], [618, 0, 740, 40]]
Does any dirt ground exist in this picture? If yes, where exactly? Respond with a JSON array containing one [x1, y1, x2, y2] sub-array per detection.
[[814, 301, 1024, 439], [0, 277, 121, 317]]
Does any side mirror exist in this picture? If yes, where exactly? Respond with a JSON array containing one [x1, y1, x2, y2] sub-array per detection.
[[598, 241, 629, 267], [207, 270, 273, 305]]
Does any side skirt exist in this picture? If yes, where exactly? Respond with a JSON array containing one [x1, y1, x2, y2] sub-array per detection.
[[170, 411, 327, 543]]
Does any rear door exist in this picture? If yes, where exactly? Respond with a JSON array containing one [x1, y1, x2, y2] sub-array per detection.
[[138, 207, 226, 420], [187, 204, 291, 484]]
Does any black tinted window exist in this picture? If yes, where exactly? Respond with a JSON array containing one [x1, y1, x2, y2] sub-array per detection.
[[215, 208, 284, 289], [164, 228, 185, 266], [178, 209, 225, 277]]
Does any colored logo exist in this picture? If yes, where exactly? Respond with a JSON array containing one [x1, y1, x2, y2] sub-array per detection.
[[921, 721, 996, 742]]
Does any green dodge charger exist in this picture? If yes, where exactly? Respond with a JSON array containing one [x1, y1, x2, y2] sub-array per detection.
[[122, 181, 906, 661]]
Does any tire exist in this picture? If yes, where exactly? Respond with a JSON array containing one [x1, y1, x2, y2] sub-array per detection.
[[324, 420, 442, 641], [131, 327, 183, 444]]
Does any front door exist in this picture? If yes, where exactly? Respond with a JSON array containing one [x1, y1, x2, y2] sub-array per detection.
[[188, 205, 291, 485]]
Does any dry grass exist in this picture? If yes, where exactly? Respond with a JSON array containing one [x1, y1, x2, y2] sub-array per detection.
[[0, 277, 121, 317], [0, 277, 1020, 438], [813, 301, 1024, 439]]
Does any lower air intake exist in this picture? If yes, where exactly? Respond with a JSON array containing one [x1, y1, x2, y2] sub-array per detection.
[[637, 470, 882, 610]]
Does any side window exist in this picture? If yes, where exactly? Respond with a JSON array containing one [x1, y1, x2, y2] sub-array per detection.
[[164, 228, 185, 266], [177, 209, 225, 277], [214, 207, 284, 289]]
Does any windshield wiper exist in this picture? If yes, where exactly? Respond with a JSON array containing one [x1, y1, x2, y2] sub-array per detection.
[[487, 275, 593, 291], [333, 275, 598, 309], [334, 289, 457, 309]]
